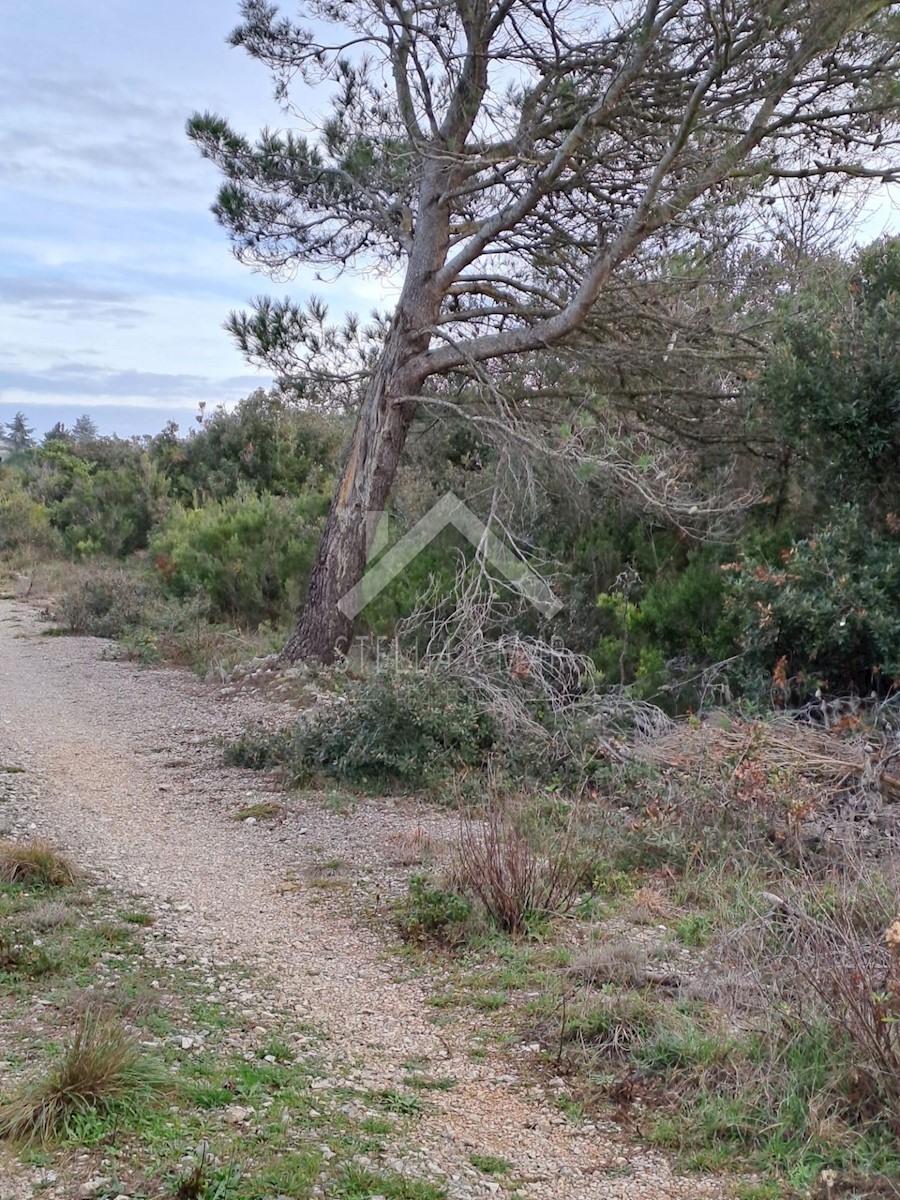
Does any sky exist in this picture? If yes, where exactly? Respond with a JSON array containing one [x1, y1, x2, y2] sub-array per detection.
[[0, 0, 395, 439], [1, 4, 898, 442]]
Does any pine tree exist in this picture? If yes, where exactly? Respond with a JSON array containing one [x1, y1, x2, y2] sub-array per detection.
[[44, 422, 72, 444], [72, 414, 100, 444], [5, 412, 35, 451], [192, 0, 900, 662]]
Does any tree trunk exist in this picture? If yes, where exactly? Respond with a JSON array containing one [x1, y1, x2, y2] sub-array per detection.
[[282, 158, 454, 663], [281, 325, 423, 663]]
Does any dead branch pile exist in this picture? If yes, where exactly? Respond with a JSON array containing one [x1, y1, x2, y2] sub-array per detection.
[[638, 717, 900, 805]]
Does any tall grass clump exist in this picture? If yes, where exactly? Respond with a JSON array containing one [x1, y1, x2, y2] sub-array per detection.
[[0, 1008, 167, 1145], [0, 840, 78, 889]]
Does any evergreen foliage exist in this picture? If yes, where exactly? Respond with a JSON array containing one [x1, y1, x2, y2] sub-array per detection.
[[3, 412, 35, 451]]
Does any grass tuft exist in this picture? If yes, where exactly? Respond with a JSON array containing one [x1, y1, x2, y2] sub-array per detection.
[[0, 1007, 167, 1145], [27, 900, 76, 930], [0, 839, 79, 889], [232, 801, 283, 821]]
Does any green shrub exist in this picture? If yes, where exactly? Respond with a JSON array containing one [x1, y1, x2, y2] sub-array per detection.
[[755, 237, 900, 520], [289, 669, 497, 791], [151, 491, 325, 626], [224, 727, 293, 771], [226, 669, 496, 791], [395, 873, 472, 945], [27, 440, 168, 558], [152, 390, 344, 505], [726, 506, 900, 692], [632, 550, 738, 663], [0, 485, 61, 557], [591, 547, 738, 708]]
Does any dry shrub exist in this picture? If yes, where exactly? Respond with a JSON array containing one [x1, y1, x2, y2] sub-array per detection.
[[385, 827, 440, 867], [570, 938, 682, 990], [704, 881, 900, 1137], [569, 939, 650, 987], [27, 901, 76, 930], [66, 984, 161, 1025], [0, 840, 78, 889], [51, 566, 157, 639], [808, 1170, 900, 1199], [0, 1008, 166, 1145], [456, 794, 581, 935], [792, 913, 900, 1133], [627, 885, 674, 924]]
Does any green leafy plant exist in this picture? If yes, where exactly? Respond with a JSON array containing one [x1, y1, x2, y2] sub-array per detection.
[[0, 484, 61, 558], [755, 237, 900, 520], [395, 873, 472, 946], [151, 490, 326, 626], [233, 668, 497, 792], [725, 506, 900, 693]]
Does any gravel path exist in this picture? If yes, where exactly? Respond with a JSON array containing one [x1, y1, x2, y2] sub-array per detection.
[[0, 598, 720, 1199]]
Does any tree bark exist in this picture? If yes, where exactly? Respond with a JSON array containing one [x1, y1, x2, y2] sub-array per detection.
[[281, 327, 424, 663], [281, 34, 484, 663], [282, 161, 452, 663]]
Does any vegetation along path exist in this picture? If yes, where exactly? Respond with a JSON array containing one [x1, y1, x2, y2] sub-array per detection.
[[0, 598, 717, 1199]]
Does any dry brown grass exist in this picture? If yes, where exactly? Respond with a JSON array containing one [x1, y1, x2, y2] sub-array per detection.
[[569, 939, 650, 987], [385, 827, 440, 866], [0, 840, 78, 889], [641, 716, 900, 806], [626, 884, 674, 924], [26, 900, 76, 930]]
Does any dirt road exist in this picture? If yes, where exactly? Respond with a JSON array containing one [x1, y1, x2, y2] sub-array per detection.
[[0, 598, 717, 1199]]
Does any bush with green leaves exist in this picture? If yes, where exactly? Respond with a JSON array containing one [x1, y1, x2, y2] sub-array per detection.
[[295, 668, 497, 791], [150, 491, 327, 627], [755, 237, 900, 521], [591, 545, 739, 707], [26, 439, 168, 558], [151, 390, 344, 504], [725, 506, 900, 693], [395, 873, 472, 945], [230, 668, 497, 792], [0, 480, 61, 557]]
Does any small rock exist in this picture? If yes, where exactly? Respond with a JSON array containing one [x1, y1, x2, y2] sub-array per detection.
[[223, 1104, 253, 1124], [79, 1178, 112, 1199]]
